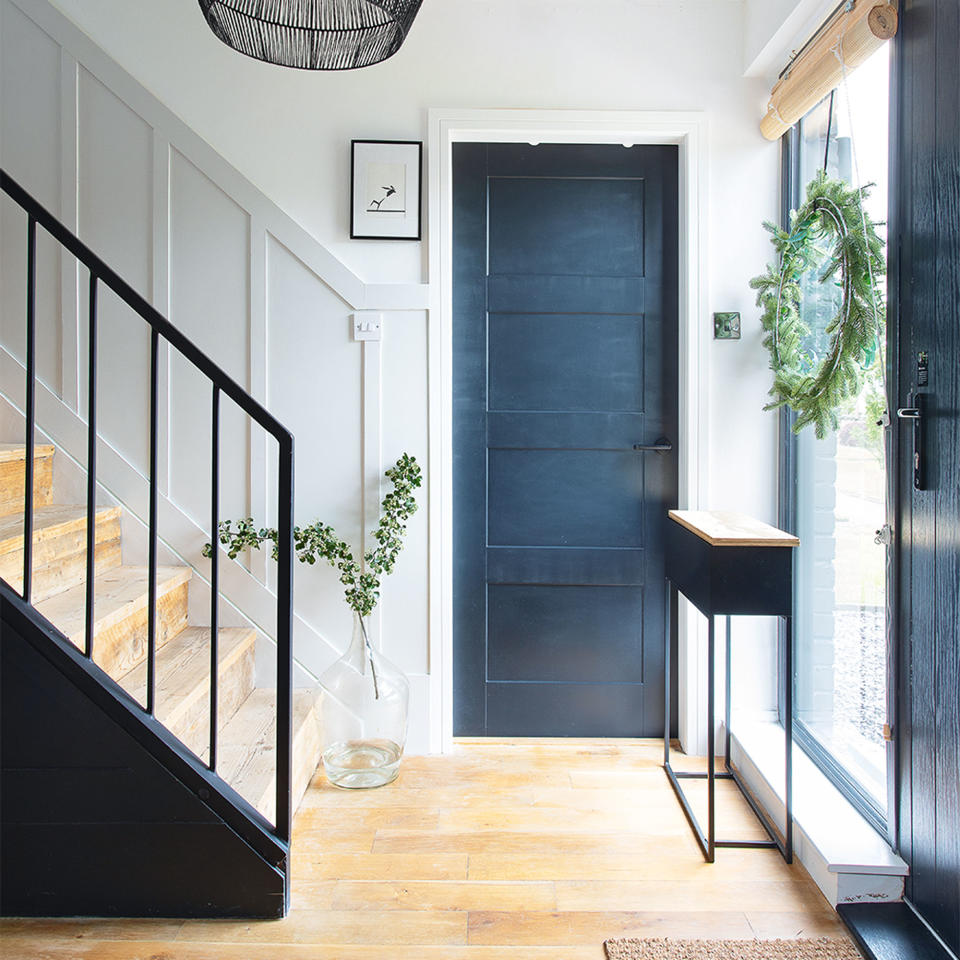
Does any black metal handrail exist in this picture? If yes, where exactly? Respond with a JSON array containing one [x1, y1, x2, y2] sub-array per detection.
[[1, 169, 295, 843]]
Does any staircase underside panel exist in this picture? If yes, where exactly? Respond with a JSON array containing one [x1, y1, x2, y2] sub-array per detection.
[[1, 588, 288, 919]]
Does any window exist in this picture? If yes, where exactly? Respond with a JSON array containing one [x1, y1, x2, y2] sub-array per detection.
[[782, 46, 891, 831]]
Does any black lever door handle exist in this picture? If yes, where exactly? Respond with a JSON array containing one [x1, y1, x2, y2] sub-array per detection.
[[899, 394, 926, 490], [633, 437, 673, 453]]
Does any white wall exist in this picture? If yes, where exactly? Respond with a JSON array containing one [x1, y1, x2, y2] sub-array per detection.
[[743, 0, 841, 77], [40, 0, 784, 503], [0, 0, 430, 725], [2, 0, 791, 752]]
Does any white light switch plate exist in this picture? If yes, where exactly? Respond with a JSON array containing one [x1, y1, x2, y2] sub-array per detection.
[[352, 311, 382, 341]]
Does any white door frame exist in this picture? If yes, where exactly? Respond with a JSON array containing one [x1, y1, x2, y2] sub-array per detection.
[[426, 108, 711, 754]]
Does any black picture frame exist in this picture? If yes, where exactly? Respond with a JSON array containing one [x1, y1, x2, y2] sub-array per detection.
[[350, 139, 423, 240]]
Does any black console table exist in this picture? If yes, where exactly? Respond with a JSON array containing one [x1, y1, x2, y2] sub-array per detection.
[[663, 509, 799, 863]]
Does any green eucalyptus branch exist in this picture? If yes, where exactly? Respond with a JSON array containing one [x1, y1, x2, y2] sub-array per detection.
[[202, 453, 422, 619]]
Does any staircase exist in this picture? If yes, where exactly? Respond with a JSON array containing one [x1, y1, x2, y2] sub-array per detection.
[[0, 440, 322, 825], [1, 168, 313, 917]]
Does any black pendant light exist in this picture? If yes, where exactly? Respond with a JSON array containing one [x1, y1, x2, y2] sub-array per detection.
[[198, 0, 424, 71]]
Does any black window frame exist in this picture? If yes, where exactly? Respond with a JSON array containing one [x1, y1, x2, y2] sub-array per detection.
[[778, 116, 890, 840]]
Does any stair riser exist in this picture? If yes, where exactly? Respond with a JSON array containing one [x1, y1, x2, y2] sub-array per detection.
[[0, 455, 54, 518], [169, 644, 255, 759], [2, 444, 322, 838], [75, 581, 190, 680], [292, 701, 323, 811], [255, 701, 323, 824], [0, 518, 122, 602]]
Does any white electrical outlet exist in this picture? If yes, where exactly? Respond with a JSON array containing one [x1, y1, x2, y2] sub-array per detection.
[[351, 311, 382, 341]]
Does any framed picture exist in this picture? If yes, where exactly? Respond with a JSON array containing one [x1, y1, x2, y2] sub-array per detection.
[[350, 139, 423, 241]]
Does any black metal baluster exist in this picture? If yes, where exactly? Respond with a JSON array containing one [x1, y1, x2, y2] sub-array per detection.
[[209, 385, 220, 772], [84, 272, 98, 658], [22, 217, 37, 604], [275, 436, 294, 842], [3, 170, 300, 846], [147, 327, 159, 714]]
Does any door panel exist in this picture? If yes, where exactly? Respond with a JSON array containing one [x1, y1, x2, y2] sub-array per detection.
[[488, 449, 644, 548], [487, 585, 644, 683], [487, 275, 645, 314], [487, 412, 642, 450], [894, 0, 960, 953], [486, 547, 645, 587], [488, 314, 645, 413], [488, 176, 645, 275], [484, 682, 651, 738], [453, 142, 678, 736]]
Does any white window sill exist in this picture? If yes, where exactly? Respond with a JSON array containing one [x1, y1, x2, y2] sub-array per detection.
[[727, 716, 907, 906]]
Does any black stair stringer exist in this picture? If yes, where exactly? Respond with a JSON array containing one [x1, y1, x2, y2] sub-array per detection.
[[0, 580, 289, 918]]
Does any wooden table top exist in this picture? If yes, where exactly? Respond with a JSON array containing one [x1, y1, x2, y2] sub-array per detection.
[[668, 509, 800, 548]]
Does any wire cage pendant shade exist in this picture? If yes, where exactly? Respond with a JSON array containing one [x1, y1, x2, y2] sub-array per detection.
[[198, 0, 424, 70]]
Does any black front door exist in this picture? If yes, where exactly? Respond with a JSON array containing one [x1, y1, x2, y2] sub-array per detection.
[[893, 1, 960, 953], [452, 143, 678, 736]]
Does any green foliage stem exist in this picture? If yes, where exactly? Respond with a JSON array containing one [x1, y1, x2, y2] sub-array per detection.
[[203, 453, 422, 619]]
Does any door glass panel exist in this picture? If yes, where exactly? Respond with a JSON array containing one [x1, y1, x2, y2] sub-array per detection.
[[793, 47, 890, 815]]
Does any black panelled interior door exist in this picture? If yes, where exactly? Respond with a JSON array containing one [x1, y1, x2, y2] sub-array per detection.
[[452, 143, 678, 737], [893, 0, 960, 953]]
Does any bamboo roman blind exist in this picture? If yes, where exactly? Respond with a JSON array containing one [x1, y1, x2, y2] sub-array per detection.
[[761, 1, 898, 141]]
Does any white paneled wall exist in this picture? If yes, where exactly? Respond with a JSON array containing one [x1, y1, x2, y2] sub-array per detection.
[[78, 70, 154, 477], [0, 0, 432, 748], [168, 150, 251, 527], [2, 0, 798, 756], [265, 236, 365, 659], [0, 1, 62, 396], [381, 310, 429, 677]]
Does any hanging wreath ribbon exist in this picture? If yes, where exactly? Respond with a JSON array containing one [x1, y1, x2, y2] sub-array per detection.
[[750, 170, 886, 438]]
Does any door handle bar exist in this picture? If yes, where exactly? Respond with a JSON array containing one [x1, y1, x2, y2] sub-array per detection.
[[633, 437, 673, 453], [898, 395, 926, 490]]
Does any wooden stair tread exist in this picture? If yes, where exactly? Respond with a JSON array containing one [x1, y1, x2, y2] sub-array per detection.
[[34, 564, 191, 648], [0, 442, 55, 463], [117, 626, 256, 731], [0, 504, 121, 555], [3, 440, 320, 836], [0, 443, 55, 518], [217, 688, 322, 822], [0, 503, 123, 603]]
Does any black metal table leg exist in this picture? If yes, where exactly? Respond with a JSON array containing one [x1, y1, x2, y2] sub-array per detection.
[[725, 615, 732, 769], [663, 577, 714, 862], [663, 604, 791, 863], [707, 615, 716, 862], [785, 614, 794, 863], [664, 578, 672, 767], [662, 511, 797, 864]]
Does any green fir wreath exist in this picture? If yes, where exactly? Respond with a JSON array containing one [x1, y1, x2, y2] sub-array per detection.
[[750, 170, 886, 438]]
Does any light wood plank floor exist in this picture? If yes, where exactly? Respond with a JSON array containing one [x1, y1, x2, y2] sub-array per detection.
[[1, 739, 851, 959]]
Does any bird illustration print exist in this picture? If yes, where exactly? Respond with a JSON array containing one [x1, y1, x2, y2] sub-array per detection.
[[369, 185, 398, 211]]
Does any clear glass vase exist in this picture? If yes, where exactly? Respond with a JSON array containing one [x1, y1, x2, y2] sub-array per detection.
[[318, 612, 409, 788]]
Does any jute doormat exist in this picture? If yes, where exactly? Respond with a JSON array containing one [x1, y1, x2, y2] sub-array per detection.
[[603, 938, 862, 960]]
